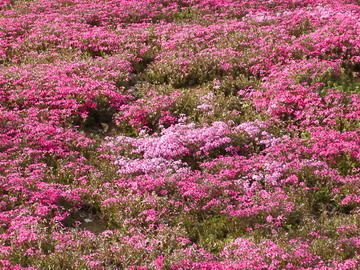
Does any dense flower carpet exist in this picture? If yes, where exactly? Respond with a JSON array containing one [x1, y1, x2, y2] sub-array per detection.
[[0, 0, 359, 269]]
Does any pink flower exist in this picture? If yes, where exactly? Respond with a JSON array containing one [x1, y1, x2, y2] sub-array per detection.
[[152, 255, 165, 269]]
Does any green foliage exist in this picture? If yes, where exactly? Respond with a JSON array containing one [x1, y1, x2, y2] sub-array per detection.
[[183, 214, 241, 253]]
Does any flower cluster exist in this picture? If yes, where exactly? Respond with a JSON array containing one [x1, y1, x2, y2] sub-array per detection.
[[0, 0, 359, 269]]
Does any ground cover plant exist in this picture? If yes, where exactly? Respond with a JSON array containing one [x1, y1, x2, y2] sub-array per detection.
[[0, 0, 360, 269]]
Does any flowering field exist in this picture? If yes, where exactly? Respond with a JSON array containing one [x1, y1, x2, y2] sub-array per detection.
[[0, 0, 360, 269]]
